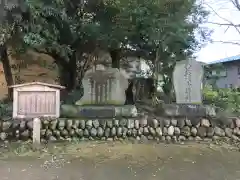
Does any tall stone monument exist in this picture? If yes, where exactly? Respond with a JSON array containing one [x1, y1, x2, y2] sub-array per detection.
[[161, 59, 216, 118], [173, 59, 203, 104]]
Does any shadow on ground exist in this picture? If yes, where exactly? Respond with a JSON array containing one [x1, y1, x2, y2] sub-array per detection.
[[0, 141, 240, 180]]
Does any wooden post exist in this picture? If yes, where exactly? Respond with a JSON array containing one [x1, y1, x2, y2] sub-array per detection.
[[32, 118, 41, 149]]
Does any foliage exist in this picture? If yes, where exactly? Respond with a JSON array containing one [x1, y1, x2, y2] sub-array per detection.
[[203, 85, 240, 115]]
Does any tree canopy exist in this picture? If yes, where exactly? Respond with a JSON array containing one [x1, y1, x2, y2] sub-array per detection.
[[0, 0, 211, 96]]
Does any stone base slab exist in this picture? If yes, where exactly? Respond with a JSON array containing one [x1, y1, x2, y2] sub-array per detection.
[[161, 104, 216, 117], [60, 104, 138, 118]]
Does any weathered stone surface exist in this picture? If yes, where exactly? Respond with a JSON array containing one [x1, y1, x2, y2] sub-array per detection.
[[117, 127, 122, 137], [61, 104, 137, 118], [225, 128, 233, 137], [181, 126, 191, 137], [127, 119, 135, 129], [212, 136, 220, 141], [138, 127, 143, 136], [197, 127, 207, 137], [107, 120, 113, 128], [156, 128, 162, 137], [0, 132, 7, 140], [111, 127, 117, 136], [235, 118, 240, 128], [139, 114, 148, 127], [140, 135, 148, 142], [50, 119, 58, 130], [163, 127, 168, 136], [58, 119, 66, 130], [72, 120, 80, 129], [149, 127, 156, 136], [76, 129, 84, 137], [122, 127, 128, 137], [119, 118, 127, 127], [132, 128, 137, 137], [113, 119, 119, 127], [214, 127, 225, 137], [90, 128, 97, 137], [97, 127, 104, 137], [167, 126, 174, 136], [152, 119, 159, 128], [201, 118, 211, 127], [76, 65, 128, 105], [92, 120, 100, 128], [173, 59, 203, 104], [162, 104, 206, 117], [166, 136, 171, 142], [174, 127, 181, 135], [119, 105, 138, 117], [86, 120, 93, 129], [143, 127, 149, 135], [12, 120, 20, 129], [79, 120, 85, 129], [134, 120, 140, 129], [83, 129, 89, 137], [178, 135, 186, 141], [171, 119, 178, 126], [164, 119, 171, 127], [177, 118, 185, 128], [2, 121, 11, 131], [191, 127, 198, 137], [185, 119, 192, 126], [105, 128, 111, 137], [207, 127, 214, 137], [66, 119, 73, 130]]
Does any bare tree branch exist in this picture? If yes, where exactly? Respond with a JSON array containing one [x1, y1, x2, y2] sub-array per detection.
[[212, 40, 240, 46], [205, 3, 240, 34], [207, 22, 240, 27], [231, 0, 240, 11]]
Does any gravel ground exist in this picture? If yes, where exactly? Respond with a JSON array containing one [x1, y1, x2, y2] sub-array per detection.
[[0, 142, 240, 180]]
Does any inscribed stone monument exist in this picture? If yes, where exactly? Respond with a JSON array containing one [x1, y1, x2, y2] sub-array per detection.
[[75, 64, 128, 105], [173, 59, 203, 104]]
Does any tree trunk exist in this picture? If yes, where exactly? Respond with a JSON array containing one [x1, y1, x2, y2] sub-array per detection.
[[52, 52, 77, 91], [0, 45, 14, 100], [68, 52, 77, 90], [110, 49, 120, 69]]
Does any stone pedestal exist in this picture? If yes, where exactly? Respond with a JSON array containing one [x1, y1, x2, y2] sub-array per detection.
[[160, 103, 216, 117], [61, 104, 138, 118]]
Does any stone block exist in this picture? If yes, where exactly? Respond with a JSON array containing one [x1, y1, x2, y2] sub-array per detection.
[[162, 103, 216, 117], [60, 104, 137, 118]]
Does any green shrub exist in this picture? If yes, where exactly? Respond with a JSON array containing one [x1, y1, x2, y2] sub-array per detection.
[[203, 86, 240, 115]]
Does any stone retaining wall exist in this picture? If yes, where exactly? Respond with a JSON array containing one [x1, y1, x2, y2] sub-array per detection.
[[0, 116, 240, 143]]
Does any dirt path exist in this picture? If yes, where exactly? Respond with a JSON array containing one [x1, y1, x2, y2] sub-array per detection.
[[0, 142, 240, 180]]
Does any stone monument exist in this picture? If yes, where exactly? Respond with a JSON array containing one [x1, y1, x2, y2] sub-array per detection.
[[159, 59, 216, 117], [64, 64, 137, 118], [76, 64, 128, 105], [173, 59, 203, 104]]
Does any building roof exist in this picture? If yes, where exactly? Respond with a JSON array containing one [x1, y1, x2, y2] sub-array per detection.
[[9, 82, 65, 89], [207, 54, 240, 65]]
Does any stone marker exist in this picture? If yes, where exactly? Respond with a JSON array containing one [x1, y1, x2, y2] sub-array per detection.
[[173, 59, 203, 104], [33, 118, 41, 148], [76, 64, 128, 105]]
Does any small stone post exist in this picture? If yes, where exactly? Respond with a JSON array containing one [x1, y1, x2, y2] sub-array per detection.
[[33, 118, 41, 149]]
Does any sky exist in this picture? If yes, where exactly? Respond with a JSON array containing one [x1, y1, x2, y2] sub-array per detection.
[[196, 0, 240, 63]]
